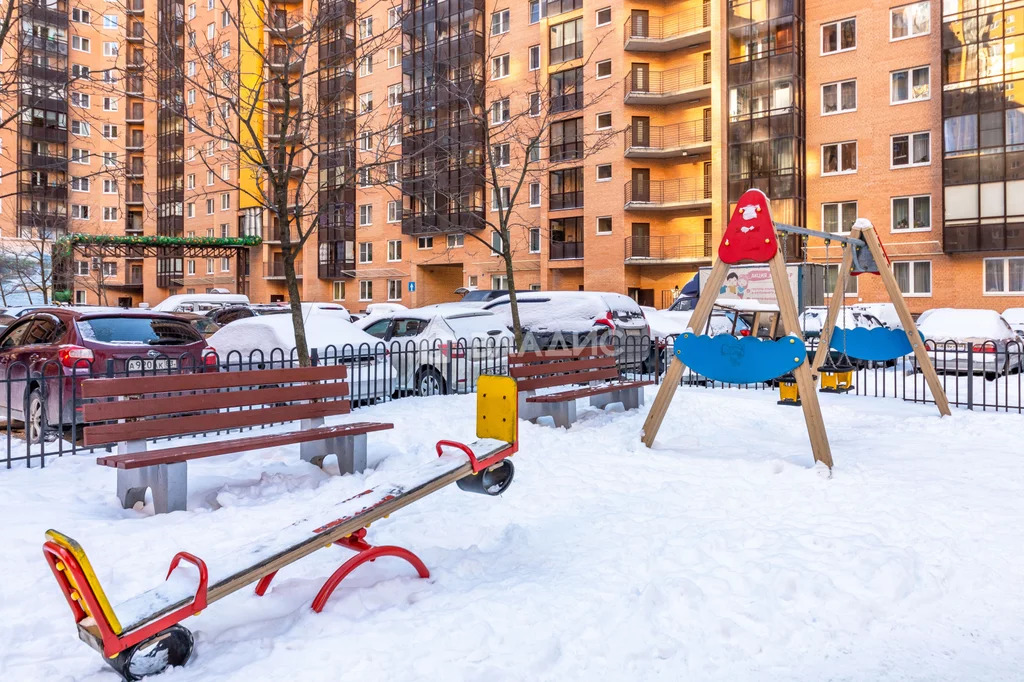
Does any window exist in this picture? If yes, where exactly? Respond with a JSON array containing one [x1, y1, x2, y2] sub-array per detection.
[[388, 7, 400, 28], [359, 280, 373, 301], [102, 262, 117, 277], [388, 84, 402, 107], [491, 98, 510, 124], [491, 9, 509, 35], [358, 131, 373, 151], [387, 239, 402, 261], [221, 9, 229, 27], [387, 161, 399, 183], [891, 2, 929, 41], [596, 216, 613, 235], [187, 174, 196, 189], [221, 193, 230, 210], [529, 227, 541, 253], [417, 236, 433, 249], [530, 0, 542, 24], [188, 3, 196, 18], [358, 168, 371, 186], [596, 7, 611, 26], [75, 290, 87, 305], [188, 61, 196, 77], [222, 258, 231, 272], [596, 112, 612, 129], [821, 18, 856, 54], [491, 54, 510, 80], [467, 275, 478, 288], [71, 64, 91, 80], [207, 170, 215, 185], [388, 125, 401, 147], [893, 260, 931, 296], [333, 281, 346, 301], [359, 56, 373, 76], [187, 89, 195, 105], [597, 164, 612, 181], [75, 261, 89, 276], [447, 233, 464, 248], [103, 97, 118, 111], [70, 177, 90, 192], [529, 45, 540, 71], [71, 204, 89, 220], [529, 182, 541, 207], [103, 179, 117, 194], [825, 264, 859, 295], [387, 279, 402, 301], [493, 143, 510, 167], [102, 151, 117, 166], [71, 92, 90, 108], [102, 124, 118, 139], [491, 231, 505, 253], [359, 204, 373, 226], [358, 92, 373, 113], [891, 66, 930, 104], [491, 187, 510, 211], [549, 167, 583, 209], [821, 141, 857, 175], [984, 258, 1024, 294], [359, 241, 373, 263], [206, 198, 215, 214], [388, 46, 401, 68], [187, 203, 195, 218], [206, 22, 214, 39], [821, 79, 856, 115], [221, 41, 230, 58], [387, 200, 401, 223], [103, 14, 117, 28], [358, 17, 373, 40], [71, 8, 90, 23], [492, 275, 508, 290], [891, 195, 931, 231], [891, 132, 930, 168], [72, 36, 91, 52], [101, 206, 116, 222], [550, 17, 583, 64], [596, 59, 612, 79], [71, 148, 90, 164], [221, 163, 230, 181], [529, 92, 541, 117], [71, 121, 89, 136], [822, 201, 857, 234]]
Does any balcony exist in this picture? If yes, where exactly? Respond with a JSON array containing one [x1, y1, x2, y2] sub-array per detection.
[[624, 178, 712, 211], [549, 239, 583, 260], [401, 209, 485, 235], [127, 23, 145, 42], [269, 13, 304, 39], [549, 140, 582, 163], [623, 6, 711, 52], [405, 27, 486, 67], [549, 191, 583, 211], [126, 135, 145, 151], [624, 64, 711, 104], [19, 92, 66, 113], [22, 34, 68, 55], [22, 2, 69, 27], [624, 235, 711, 264], [126, 188, 145, 205], [21, 62, 67, 83], [547, 0, 582, 18], [318, 70, 355, 99], [550, 40, 583, 65], [19, 210, 68, 232], [943, 223, 1024, 253], [20, 182, 67, 200], [265, 261, 303, 279], [266, 88, 303, 108], [125, 215, 144, 234], [625, 119, 711, 158], [318, 36, 356, 64], [550, 91, 583, 114], [126, 0, 144, 14], [320, 0, 355, 25], [20, 123, 67, 143], [23, 152, 68, 171]]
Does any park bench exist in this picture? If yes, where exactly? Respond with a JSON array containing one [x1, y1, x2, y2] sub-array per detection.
[[43, 376, 518, 680], [509, 347, 652, 428], [80, 365, 393, 514]]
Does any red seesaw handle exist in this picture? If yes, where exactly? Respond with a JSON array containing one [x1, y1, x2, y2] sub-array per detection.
[[435, 440, 479, 470], [166, 552, 209, 612]]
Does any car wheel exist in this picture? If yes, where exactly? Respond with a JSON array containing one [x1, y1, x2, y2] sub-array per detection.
[[415, 368, 446, 396], [984, 371, 998, 381], [26, 388, 56, 444]]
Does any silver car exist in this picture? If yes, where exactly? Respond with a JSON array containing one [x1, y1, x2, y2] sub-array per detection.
[[914, 308, 1023, 378]]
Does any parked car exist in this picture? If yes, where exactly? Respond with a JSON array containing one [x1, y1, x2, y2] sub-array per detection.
[[356, 307, 513, 395], [150, 293, 250, 313], [456, 289, 529, 307], [207, 305, 258, 327], [206, 314, 394, 402], [0, 306, 49, 333], [800, 306, 887, 367], [641, 303, 757, 376], [483, 291, 650, 369], [914, 308, 1022, 378], [173, 312, 222, 337], [0, 309, 211, 442], [850, 303, 903, 330], [1003, 307, 1024, 337]]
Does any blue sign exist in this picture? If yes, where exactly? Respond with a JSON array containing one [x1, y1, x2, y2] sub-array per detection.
[[408, 281, 416, 292]]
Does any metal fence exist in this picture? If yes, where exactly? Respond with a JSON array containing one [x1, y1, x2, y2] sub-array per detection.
[[4, 334, 1023, 469]]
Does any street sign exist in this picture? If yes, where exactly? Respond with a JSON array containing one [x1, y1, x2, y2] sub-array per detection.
[[408, 281, 416, 292]]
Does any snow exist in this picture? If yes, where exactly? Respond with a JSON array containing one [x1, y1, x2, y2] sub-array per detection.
[[4, 386, 1024, 680], [1003, 307, 1024, 329], [207, 313, 382, 360], [485, 292, 646, 334], [916, 308, 1015, 342]]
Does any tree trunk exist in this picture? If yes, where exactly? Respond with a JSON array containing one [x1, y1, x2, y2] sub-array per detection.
[[282, 251, 310, 366], [500, 226, 525, 350]]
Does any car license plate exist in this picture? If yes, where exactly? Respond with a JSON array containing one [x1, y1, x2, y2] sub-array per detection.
[[127, 358, 179, 372]]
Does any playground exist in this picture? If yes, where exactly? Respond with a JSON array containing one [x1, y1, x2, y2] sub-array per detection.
[[3, 386, 1024, 680]]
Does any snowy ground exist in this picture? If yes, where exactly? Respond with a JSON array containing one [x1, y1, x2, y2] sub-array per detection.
[[3, 386, 1024, 681]]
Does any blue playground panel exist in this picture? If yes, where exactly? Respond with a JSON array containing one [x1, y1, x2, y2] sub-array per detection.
[[830, 328, 924, 362], [673, 333, 806, 384]]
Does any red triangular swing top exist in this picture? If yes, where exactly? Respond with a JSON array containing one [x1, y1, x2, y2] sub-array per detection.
[[719, 188, 778, 265]]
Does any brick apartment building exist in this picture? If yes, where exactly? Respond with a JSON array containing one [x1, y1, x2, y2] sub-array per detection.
[[0, 0, 1022, 315]]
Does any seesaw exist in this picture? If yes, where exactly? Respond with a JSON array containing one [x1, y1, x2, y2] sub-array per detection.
[[43, 376, 518, 680]]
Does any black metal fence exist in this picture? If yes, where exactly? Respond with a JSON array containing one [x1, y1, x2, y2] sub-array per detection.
[[3, 335, 1022, 469]]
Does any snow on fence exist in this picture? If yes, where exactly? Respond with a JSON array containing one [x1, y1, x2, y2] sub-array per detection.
[[3, 335, 1022, 469]]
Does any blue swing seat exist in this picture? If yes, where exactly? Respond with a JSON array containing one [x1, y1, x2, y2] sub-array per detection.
[[673, 333, 807, 384], [829, 328, 924, 362]]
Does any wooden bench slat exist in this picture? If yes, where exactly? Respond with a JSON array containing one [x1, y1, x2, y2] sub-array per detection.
[[508, 355, 615, 379], [82, 381, 349, 422], [96, 421, 394, 469], [517, 367, 621, 392], [83, 399, 352, 446], [526, 380, 653, 403], [81, 365, 348, 398], [509, 347, 605, 364]]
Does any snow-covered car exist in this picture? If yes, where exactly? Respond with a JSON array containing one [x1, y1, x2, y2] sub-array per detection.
[[357, 307, 513, 395], [914, 308, 1022, 378], [800, 306, 887, 367], [850, 303, 902, 329], [640, 304, 756, 377], [483, 291, 651, 369], [1003, 307, 1024, 337], [206, 314, 394, 402]]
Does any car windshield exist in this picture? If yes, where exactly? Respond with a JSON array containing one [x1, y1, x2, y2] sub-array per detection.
[[447, 314, 508, 338], [78, 316, 203, 346], [461, 290, 496, 302]]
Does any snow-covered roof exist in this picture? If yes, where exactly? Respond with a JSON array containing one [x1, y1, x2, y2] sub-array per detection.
[[151, 293, 250, 312], [207, 313, 382, 358]]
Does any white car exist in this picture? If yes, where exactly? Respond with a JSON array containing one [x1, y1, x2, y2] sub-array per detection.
[[850, 303, 903, 329], [914, 308, 1022, 378], [357, 307, 513, 395], [1003, 307, 1024, 337], [206, 314, 394, 402]]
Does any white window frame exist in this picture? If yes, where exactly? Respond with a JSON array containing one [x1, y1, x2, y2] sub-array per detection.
[[491, 98, 510, 124], [596, 216, 613, 235], [102, 206, 118, 222], [447, 233, 465, 248], [491, 53, 510, 80], [596, 59, 612, 80], [388, 46, 401, 68], [529, 45, 540, 71], [890, 131, 930, 169], [387, 83, 402, 107], [891, 194, 932, 232], [491, 187, 510, 211], [71, 36, 91, 53], [820, 17, 856, 55], [493, 143, 510, 167], [387, 239, 402, 261], [596, 7, 612, 27], [821, 201, 858, 235], [890, 1, 930, 42], [417, 236, 434, 250], [359, 280, 373, 301], [358, 241, 373, 263], [387, 279, 402, 301], [892, 260, 932, 297], [825, 263, 859, 297], [102, 14, 117, 29], [821, 141, 858, 176], [983, 257, 1024, 295], [890, 65, 930, 104], [333, 281, 346, 301], [596, 164, 612, 182], [491, 9, 510, 36], [596, 112, 612, 130], [821, 78, 856, 115], [388, 7, 400, 28], [387, 200, 401, 223], [529, 182, 541, 207], [359, 204, 373, 226]]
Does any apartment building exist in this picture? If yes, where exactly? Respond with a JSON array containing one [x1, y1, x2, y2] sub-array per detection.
[[3, 0, 1022, 314]]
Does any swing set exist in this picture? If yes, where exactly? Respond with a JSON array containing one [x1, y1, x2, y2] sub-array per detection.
[[640, 189, 950, 468]]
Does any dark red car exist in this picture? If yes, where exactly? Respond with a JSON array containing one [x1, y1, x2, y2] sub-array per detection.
[[0, 308, 213, 442]]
